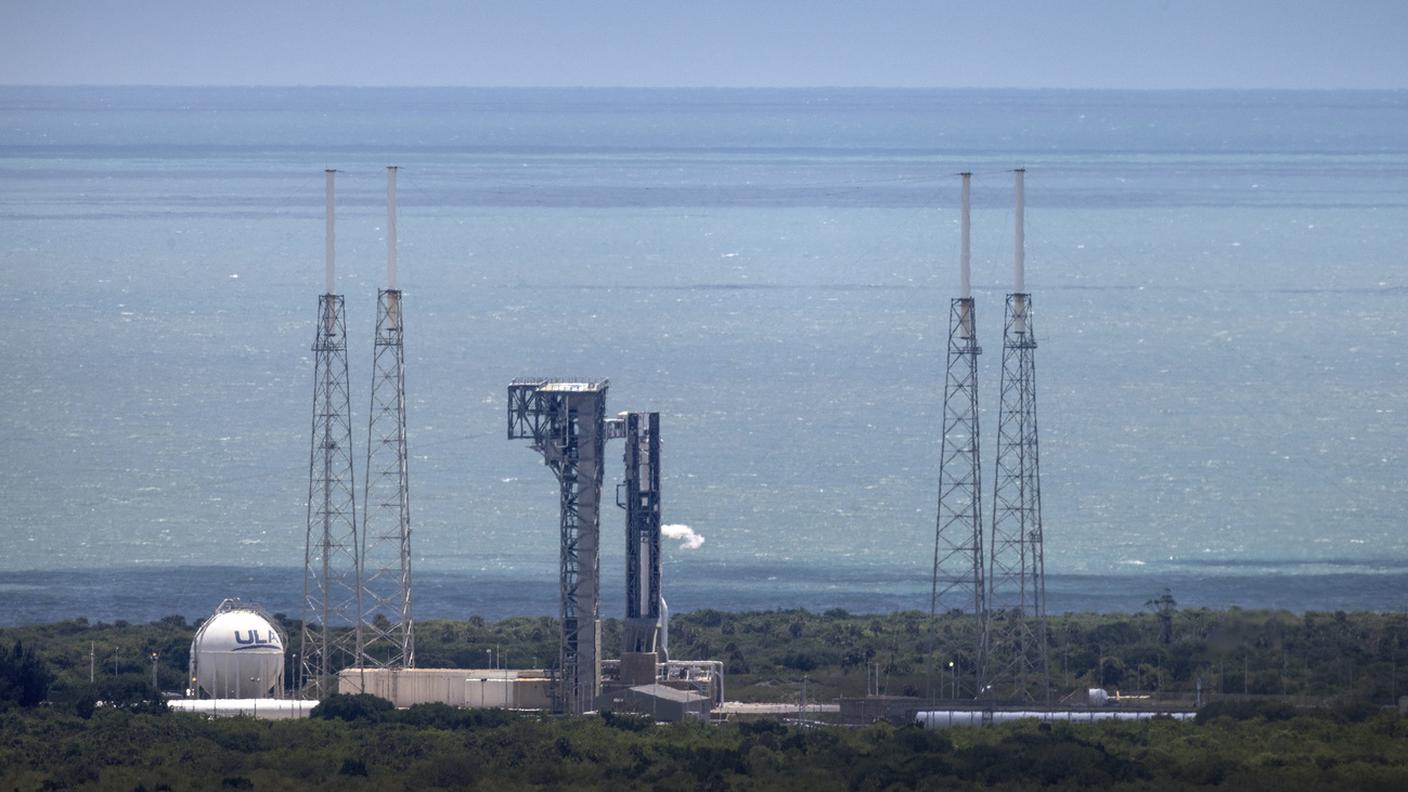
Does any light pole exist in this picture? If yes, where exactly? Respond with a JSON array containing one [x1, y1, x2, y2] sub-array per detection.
[[151, 652, 159, 692], [948, 661, 956, 700]]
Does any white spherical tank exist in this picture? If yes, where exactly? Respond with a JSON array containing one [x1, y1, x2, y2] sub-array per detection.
[[190, 601, 285, 699]]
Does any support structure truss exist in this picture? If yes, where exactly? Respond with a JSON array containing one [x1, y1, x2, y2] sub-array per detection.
[[508, 379, 608, 715], [931, 297, 986, 698], [986, 292, 1048, 703], [301, 294, 361, 697], [359, 289, 414, 670]]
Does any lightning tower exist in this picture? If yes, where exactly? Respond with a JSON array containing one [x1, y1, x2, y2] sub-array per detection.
[[300, 169, 361, 697], [508, 379, 610, 715], [986, 168, 1048, 703], [359, 166, 415, 669], [930, 172, 986, 699]]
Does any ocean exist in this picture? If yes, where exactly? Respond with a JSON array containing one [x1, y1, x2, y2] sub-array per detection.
[[1, 87, 1405, 625]]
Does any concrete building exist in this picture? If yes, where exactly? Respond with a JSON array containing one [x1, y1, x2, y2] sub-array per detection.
[[338, 667, 553, 710], [602, 683, 710, 722]]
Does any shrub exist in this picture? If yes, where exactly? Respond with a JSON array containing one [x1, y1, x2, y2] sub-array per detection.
[[738, 718, 787, 736], [1331, 699, 1381, 723], [781, 652, 818, 672], [311, 692, 393, 722], [601, 710, 652, 732], [95, 675, 168, 714], [1195, 699, 1298, 723]]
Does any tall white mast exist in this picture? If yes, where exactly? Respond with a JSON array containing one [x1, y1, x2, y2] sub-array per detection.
[[960, 171, 972, 299], [1014, 168, 1025, 294], [324, 169, 336, 295], [386, 166, 398, 290], [1013, 168, 1027, 333]]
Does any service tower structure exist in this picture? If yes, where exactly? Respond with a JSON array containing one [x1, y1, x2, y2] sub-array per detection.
[[301, 169, 362, 697], [986, 168, 1049, 703], [607, 411, 665, 685], [359, 165, 415, 670], [508, 379, 610, 715], [930, 172, 987, 699]]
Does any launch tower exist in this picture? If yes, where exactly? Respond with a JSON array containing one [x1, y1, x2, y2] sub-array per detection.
[[609, 412, 665, 684], [508, 379, 610, 714]]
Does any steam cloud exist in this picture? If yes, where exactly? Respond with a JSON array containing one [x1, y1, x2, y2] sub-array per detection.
[[661, 523, 705, 551]]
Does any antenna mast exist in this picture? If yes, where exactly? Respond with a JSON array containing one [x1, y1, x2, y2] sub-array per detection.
[[930, 172, 986, 699], [300, 169, 362, 697], [360, 165, 416, 670], [986, 168, 1049, 703]]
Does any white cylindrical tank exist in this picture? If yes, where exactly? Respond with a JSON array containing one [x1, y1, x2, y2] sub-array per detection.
[[190, 600, 285, 699]]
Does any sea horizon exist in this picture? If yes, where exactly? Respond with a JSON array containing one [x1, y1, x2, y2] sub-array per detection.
[[5, 84, 1407, 92], [3, 560, 1407, 628]]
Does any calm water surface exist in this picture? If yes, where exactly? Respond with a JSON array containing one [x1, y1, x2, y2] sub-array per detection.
[[1, 88, 1405, 622]]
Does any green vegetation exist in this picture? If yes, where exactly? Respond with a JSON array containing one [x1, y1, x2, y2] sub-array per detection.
[[4, 606, 1408, 789], [0, 641, 51, 710], [5, 604, 1408, 708], [2, 700, 1408, 789], [667, 605, 1408, 705]]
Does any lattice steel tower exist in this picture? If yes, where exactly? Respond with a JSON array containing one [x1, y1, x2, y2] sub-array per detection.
[[359, 166, 415, 670], [301, 169, 361, 697], [508, 379, 609, 715], [930, 172, 986, 699], [986, 168, 1048, 703]]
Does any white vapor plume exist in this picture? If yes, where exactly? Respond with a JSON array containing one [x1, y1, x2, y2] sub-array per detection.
[[661, 524, 705, 551]]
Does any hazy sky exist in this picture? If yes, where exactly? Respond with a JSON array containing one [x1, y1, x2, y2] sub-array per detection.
[[4, 0, 1406, 89]]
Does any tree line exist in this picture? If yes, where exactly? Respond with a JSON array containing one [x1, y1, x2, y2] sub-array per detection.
[[2, 693, 1407, 789], [5, 603, 1408, 710]]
